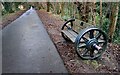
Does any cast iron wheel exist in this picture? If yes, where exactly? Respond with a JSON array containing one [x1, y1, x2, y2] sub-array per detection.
[[61, 19, 75, 41], [75, 27, 107, 60]]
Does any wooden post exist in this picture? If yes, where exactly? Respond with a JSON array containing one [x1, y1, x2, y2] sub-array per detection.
[[108, 2, 119, 42]]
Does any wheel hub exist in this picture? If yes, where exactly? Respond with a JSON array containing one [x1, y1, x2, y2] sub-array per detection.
[[86, 38, 98, 50]]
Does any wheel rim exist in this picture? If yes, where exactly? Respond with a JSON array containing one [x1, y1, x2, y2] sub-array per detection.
[[75, 27, 107, 60], [61, 21, 74, 41]]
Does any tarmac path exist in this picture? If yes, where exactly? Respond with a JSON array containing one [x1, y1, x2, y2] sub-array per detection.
[[2, 8, 67, 73]]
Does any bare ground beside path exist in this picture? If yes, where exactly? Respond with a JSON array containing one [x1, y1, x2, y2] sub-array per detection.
[[2, 9, 120, 73], [37, 9, 120, 73], [2, 10, 26, 28]]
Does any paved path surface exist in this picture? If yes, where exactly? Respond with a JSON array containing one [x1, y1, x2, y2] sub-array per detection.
[[2, 8, 67, 73]]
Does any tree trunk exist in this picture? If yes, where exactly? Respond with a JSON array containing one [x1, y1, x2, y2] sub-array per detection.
[[100, 0, 102, 26], [74, 1, 90, 22], [82, 2, 88, 22], [53, 3, 60, 14], [38, 2, 44, 9], [92, 1, 96, 25], [108, 2, 119, 42], [47, 1, 50, 12], [0, 2, 2, 11], [60, 2, 65, 17]]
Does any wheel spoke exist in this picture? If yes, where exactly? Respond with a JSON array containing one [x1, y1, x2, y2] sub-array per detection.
[[90, 49, 94, 57], [79, 41, 86, 43], [94, 50, 98, 54], [79, 39, 86, 43], [82, 48, 89, 56], [98, 39, 105, 43], [82, 54, 90, 57], [89, 30, 94, 39], [82, 36, 89, 42], [78, 43, 86, 48], [95, 33, 101, 39]]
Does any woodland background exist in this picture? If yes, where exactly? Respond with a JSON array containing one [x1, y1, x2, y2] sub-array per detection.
[[1, 2, 120, 44]]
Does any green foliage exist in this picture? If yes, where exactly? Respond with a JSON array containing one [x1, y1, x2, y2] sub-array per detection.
[[96, 2, 120, 44], [113, 8, 120, 44], [56, 2, 120, 44], [114, 33, 120, 44], [95, 12, 110, 33], [2, 2, 22, 16], [2, 9, 7, 16], [61, 15, 71, 21], [61, 7, 72, 21], [101, 16, 110, 33], [83, 60, 101, 69], [2, 2, 120, 44], [95, 13, 100, 26]]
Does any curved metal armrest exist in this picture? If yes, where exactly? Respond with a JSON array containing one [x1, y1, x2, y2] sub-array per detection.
[[65, 18, 75, 24], [62, 18, 75, 30]]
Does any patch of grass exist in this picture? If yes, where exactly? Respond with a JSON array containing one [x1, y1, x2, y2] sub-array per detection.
[[83, 60, 101, 69]]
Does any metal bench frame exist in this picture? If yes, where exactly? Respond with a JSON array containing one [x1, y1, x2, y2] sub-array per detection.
[[61, 19, 107, 60]]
